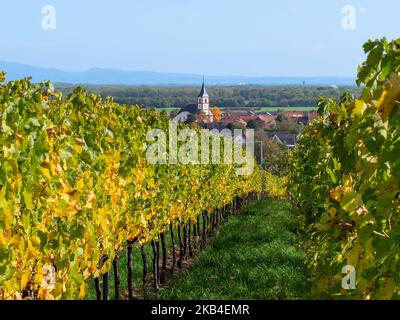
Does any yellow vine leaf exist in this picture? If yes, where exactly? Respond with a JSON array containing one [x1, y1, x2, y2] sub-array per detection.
[[39, 166, 52, 182], [20, 270, 30, 291], [353, 99, 367, 116], [376, 73, 400, 120]]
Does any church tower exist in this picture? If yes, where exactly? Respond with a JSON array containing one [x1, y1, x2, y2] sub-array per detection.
[[197, 77, 213, 122], [198, 77, 210, 110]]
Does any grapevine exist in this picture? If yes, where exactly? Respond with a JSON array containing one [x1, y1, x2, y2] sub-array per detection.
[[289, 38, 400, 299], [0, 74, 269, 299]]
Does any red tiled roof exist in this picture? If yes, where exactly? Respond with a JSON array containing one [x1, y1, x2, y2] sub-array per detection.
[[278, 111, 305, 118], [256, 114, 276, 122], [308, 111, 318, 120]]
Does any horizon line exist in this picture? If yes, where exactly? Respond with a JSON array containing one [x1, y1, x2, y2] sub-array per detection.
[[0, 60, 356, 80]]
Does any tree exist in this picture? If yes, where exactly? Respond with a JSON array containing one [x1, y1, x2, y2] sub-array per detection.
[[56, 84, 361, 110], [276, 118, 300, 133], [276, 114, 287, 122], [226, 122, 235, 130], [246, 119, 258, 129], [185, 114, 197, 124], [254, 131, 289, 176], [227, 122, 245, 130], [168, 109, 179, 118], [263, 148, 289, 177], [212, 106, 222, 122]]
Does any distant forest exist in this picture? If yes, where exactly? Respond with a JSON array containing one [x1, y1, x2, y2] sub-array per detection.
[[56, 84, 362, 109]]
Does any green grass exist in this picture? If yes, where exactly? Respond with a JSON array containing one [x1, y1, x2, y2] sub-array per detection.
[[220, 106, 316, 112], [152, 106, 316, 113], [157, 199, 309, 300], [254, 106, 316, 112], [153, 107, 179, 113]]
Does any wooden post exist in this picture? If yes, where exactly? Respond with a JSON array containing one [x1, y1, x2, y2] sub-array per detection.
[[197, 216, 201, 237], [177, 223, 183, 268], [151, 241, 159, 290], [188, 222, 193, 257], [127, 241, 134, 300], [102, 272, 109, 300], [113, 254, 120, 300], [183, 223, 187, 259], [94, 278, 101, 300], [140, 245, 147, 288], [160, 233, 167, 283], [202, 212, 207, 248]]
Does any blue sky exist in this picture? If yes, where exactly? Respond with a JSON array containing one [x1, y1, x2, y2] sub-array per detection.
[[0, 0, 399, 77]]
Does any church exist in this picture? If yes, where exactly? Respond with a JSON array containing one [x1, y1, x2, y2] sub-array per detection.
[[173, 79, 214, 123]]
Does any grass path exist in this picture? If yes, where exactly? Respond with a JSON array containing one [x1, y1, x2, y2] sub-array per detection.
[[157, 199, 309, 300]]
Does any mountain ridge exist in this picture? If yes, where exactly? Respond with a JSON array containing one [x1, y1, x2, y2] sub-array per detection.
[[0, 60, 356, 86]]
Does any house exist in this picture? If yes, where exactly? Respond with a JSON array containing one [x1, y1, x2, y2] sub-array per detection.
[[276, 110, 318, 125], [221, 112, 276, 129], [277, 111, 305, 121], [266, 132, 299, 150], [173, 79, 214, 123], [203, 122, 249, 145], [219, 130, 247, 145], [254, 114, 276, 128], [307, 110, 318, 121]]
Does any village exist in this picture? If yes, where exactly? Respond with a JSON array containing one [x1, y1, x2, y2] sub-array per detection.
[[172, 80, 318, 150]]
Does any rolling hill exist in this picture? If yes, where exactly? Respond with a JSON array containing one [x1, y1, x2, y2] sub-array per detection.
[[0, 61, 356, 86]]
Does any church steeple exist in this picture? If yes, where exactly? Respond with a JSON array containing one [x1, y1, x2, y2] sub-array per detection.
[[173, 76, 213, 123], [198, 76, 209, 98], [198, 77, 210, 111]]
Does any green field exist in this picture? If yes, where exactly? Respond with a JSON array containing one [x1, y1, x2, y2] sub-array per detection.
[[157, 199, 309, 300], [219, 106, 317, 112], [153, 106, 317, 113], [145, 107, 179, 113], [155, 108, 179, 113], [255, 106, 317, 112]]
